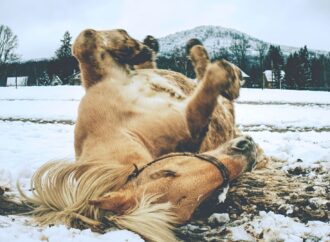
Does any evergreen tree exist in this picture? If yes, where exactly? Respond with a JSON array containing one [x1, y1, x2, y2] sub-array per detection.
[[250, 64, 262, 88], [285, 53, 300, 88], [55, 31, 72, 59], [53, 31, 78, 83], [298, 46, 312, 88], [37, 71, 50, 86], [264, 45, 284, 88], [311, 57, 323, 88], [215, 47, 232, 61]]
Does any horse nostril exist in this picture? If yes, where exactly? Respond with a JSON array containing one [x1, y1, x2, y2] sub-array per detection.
[[232, 138, 250, 151], [245, 136, 253, 141]]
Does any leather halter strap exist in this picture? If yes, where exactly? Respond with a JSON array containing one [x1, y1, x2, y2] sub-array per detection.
[[126, 152, 230, 187]]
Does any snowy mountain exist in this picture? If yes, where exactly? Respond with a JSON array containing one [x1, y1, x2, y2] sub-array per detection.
[[158, 25, 328, 58]]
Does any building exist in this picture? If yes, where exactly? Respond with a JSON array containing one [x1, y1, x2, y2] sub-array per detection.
[[50, 75, 63, 86], [67, 72, 81, 85], [6, 76, 28, 87], [263, 70, 285, 89], [240, 70, 250, 87]]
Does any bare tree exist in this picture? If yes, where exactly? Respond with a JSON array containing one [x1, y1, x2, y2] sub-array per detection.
[[256, 42, 268, 88], [0, 25, 19, 64], [229, 34, 250, 70], [256, 42, 268, 67]]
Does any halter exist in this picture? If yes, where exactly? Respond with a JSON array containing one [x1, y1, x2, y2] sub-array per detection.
[[126, 152, 230, 187]]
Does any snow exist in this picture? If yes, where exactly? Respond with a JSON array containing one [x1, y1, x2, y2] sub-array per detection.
[[228, 211, 330, 242], [238, 88, 330, 105], [0, 86, 84, 100], [0, 86, 329, 241], [0, 216, 143, 242]]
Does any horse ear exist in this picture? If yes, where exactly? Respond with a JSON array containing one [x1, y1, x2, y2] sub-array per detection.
[[89, 191, 137, 214]]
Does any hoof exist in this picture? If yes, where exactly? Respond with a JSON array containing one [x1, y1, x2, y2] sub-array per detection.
[[186, 38, 203, 55]]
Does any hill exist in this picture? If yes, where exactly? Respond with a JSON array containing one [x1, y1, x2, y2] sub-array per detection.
[[158, 25, 328, 58]]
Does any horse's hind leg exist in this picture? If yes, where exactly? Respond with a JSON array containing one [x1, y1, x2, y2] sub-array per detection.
[[72, 29, 155, 89], [184, 40, 241, 150]]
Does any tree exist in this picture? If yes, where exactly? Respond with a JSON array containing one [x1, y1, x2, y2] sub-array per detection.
[[298, 46, 312, 88], [264, 45, 284, 88], [55, 31, 72, 59], [229, 35, 250, 70], [53, 31, 78, 84], [0, 25, 19, 64], [256, 42, 268, 88], [37, 71, 51, 86], [214, 47, 232, 61], [311, 54, 330, 90], [0, 25, 20, 86], [285, 53, 300, 88]]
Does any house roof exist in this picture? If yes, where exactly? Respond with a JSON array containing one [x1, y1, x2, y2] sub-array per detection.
[[263, 70, 285, 82], [241, 70, 249, 78]]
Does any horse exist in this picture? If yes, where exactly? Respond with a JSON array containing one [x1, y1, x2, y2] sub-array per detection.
[[20, 28, 260, 241]]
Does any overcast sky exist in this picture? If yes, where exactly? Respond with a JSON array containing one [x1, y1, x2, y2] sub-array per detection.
[[1, 0, 329, 60]]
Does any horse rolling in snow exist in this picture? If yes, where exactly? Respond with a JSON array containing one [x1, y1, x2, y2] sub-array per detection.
[[20, 28, 259, 242]]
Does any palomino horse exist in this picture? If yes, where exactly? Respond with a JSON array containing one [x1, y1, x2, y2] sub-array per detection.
[[20, 29, 259, 241]]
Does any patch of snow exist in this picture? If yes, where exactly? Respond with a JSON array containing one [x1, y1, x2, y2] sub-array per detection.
[[246, 131, 330, 172], [0, 86, 84, 100], [0, 216, 143, 242], [236, 104, 330, 128], [0, 100, 79, 121], [0, 121, 74, 189], [230, 226, 255, 241], [238, 88, 330, 105], [228, 211, 330, 242]]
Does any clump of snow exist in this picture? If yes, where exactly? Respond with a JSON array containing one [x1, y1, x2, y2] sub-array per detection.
[[208, 213, 230, 225], [218, 184, 229, 203]]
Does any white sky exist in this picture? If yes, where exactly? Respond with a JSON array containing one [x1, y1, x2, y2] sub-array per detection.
[[1, 0, 329, 60]]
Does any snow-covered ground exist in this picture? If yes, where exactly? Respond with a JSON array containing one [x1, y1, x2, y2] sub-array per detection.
[[0, 86, 329, 241]]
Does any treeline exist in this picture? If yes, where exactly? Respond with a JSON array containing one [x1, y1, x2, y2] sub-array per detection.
[[0, 57, 78, 86], [157, 35, 330, 91], [0, 27, 78, 86], [1, 25, 330, 91]]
